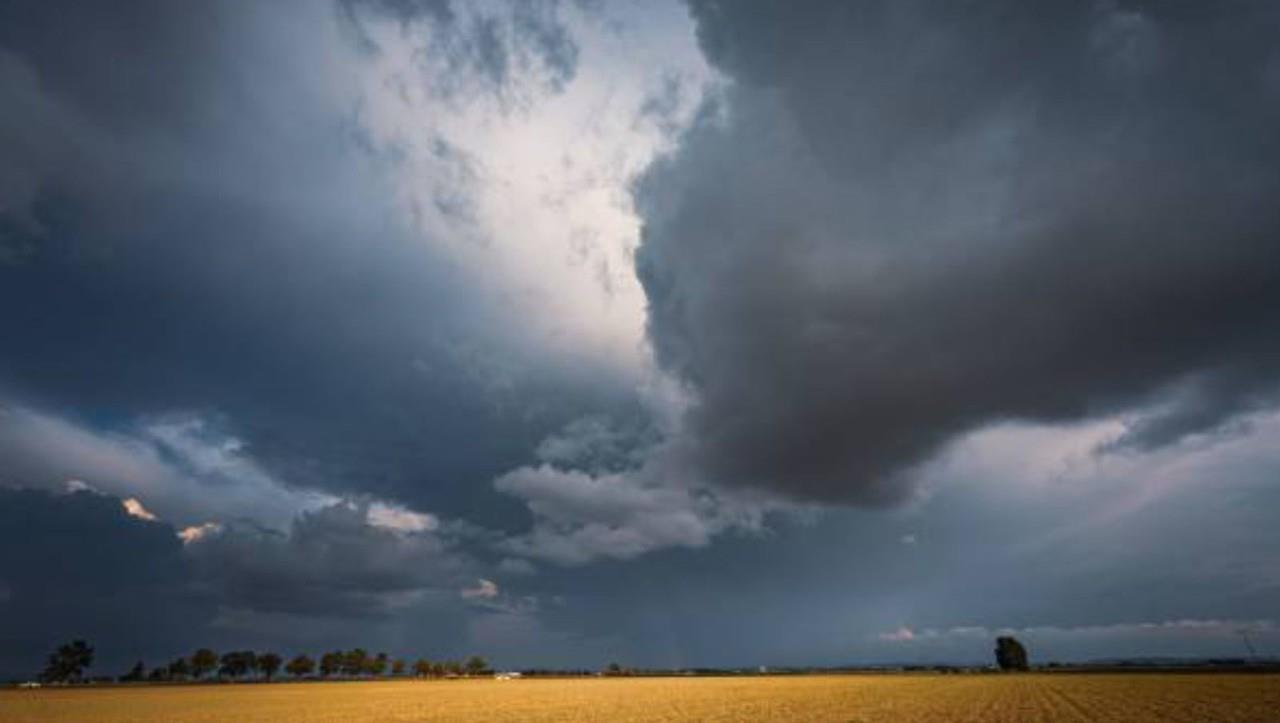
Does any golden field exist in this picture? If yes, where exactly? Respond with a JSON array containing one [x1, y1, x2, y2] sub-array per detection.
[[3, 674, 1278, 723]]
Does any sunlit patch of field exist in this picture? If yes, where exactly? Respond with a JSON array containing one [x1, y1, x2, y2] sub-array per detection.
[[3, 673, 1277, 723]]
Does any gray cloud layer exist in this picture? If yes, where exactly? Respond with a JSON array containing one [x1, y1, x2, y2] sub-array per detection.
[[2, 0, 1279, 675], [636, 0, 1280, 503], [0, 0, 628, 521]]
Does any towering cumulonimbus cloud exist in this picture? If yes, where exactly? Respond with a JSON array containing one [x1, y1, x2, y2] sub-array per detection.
[[636, 0, 1280, 503]]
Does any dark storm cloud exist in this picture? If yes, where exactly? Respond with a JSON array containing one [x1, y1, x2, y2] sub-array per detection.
[[0, 488, 209, 679], [0, 0, 620, 520], [517, 424, 1280, 666], [0, 487, 494, 678], [185, 500, 473, 619], [636, 0, 1280, 503]]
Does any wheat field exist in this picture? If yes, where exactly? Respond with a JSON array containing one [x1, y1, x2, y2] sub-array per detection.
[[3, 674, 1277, 722]]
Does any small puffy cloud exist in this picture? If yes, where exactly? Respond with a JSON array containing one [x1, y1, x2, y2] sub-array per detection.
[[177, 522, 223, 546], [900, 533, 917, 545], [121, 497, 158, 521], [878, 627, 916, 642], [366, 502, 438, 534], [461, 578, 499, 600], [63, 479, 97, 494]]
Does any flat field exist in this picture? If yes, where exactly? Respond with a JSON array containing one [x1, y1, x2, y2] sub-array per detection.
[[3, 674, 1278, 723]]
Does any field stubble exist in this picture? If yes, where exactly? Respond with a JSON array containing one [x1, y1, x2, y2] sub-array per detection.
[[2, 673, 1277, 723]]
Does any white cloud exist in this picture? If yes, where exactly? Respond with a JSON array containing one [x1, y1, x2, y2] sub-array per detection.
[[879, 626, 916, 642], [366, 502, 438, 534], [461, 578, 499, 600], [177, 522, 223, 546], [349, 0, 714, 386], [63, 479, 97, 494], [121, 497, 158, 522]]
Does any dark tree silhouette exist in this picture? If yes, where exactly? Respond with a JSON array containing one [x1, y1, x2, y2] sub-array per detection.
[[994, 636, 1029, 671], [40, 640, 94, 683], [319, 651, 342, 677], [167, 657, 191, 680], [286, 654, 316, 678], [257, 653, 283, 681], [343, 648, 369, 677], [190, 649, 218, 680], [369, 652, 389, 677], [219, 650, 257, 679], [119, 660, 146, 683], [412, 658, 433, 677], [391, 659, 406, 677], [464, 656, 489, 676]]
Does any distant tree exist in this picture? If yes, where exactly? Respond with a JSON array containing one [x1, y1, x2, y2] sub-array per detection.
[[391, 659, 406, 677], [219, 650, 257, 679], [167, 657, 191, 681], [464, 656, 489, 676], [257, 653, 283, 681], [994, 636, 1029, 671], [341, 648, 369, 677], [368, 652, 389, 677], [605, 662, 623, 676], [40, 640, 94, 683], [286, 654, 315, 678], [120, 660, 146, 683], [412, 658, 433, 678], [147, 667, 169, 682], [190, 649, 219, 680], [319, 651, 343, 677], [443, 660, 462, 676]]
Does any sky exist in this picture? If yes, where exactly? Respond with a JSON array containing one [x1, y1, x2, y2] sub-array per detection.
[[1, 0, 1279, 678]]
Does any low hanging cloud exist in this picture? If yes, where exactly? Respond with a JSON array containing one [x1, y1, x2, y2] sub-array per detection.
[[493, 430, 780, 565], [0, 484, 498, 675], [876, 619, 1280, 660], [635, 0, 1280, 503], [0, 404, 338, 530], [495, 463, 724, 565], [185, 498, 477, 620]]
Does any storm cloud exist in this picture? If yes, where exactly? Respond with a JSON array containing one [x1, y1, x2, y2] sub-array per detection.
[[636, 0, 1280, 503], [2, 0, 1278, 674], [0, 0, 645, 521], [0, 487, 208, 676]]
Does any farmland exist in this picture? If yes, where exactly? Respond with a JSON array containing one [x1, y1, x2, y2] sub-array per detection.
[[3, 674, 1277, 722]]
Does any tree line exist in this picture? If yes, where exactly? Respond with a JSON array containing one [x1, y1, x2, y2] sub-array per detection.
[[39, 640, 490, 684], [38, 636, 1034, 683]]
